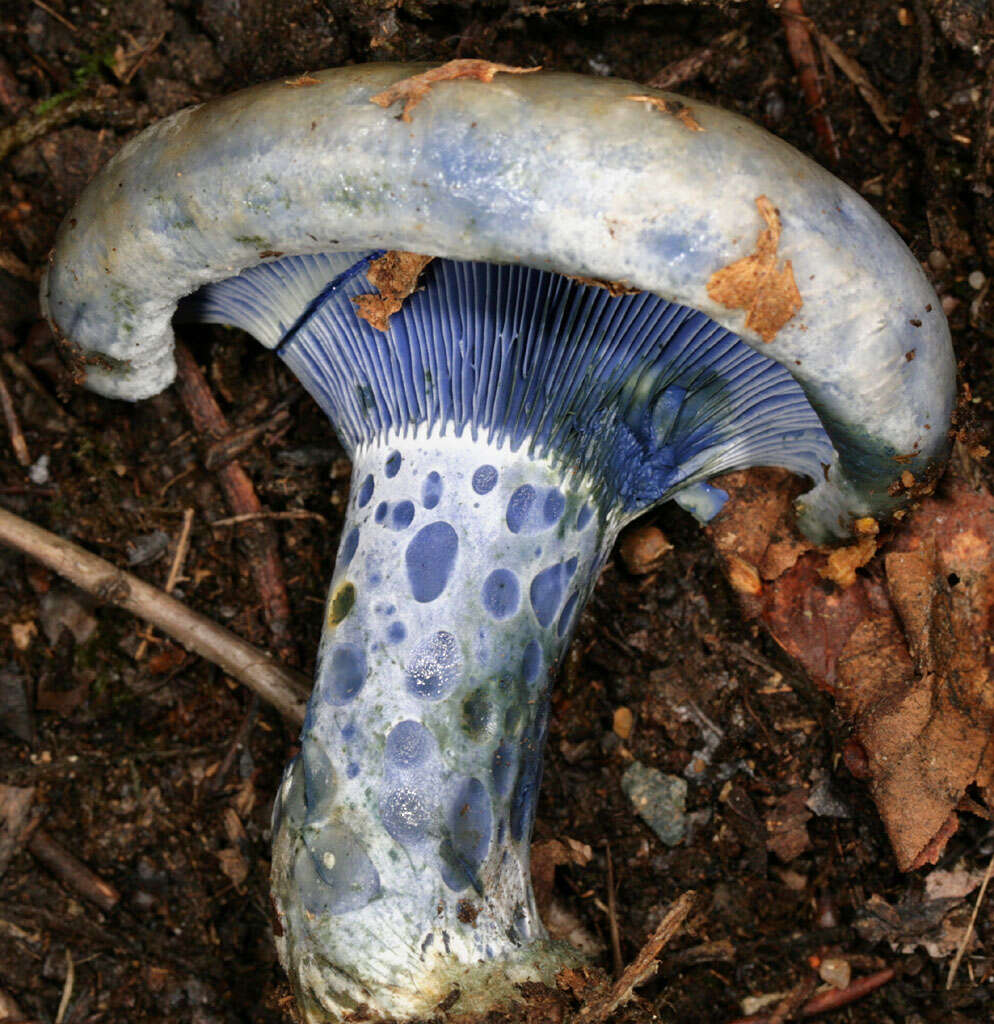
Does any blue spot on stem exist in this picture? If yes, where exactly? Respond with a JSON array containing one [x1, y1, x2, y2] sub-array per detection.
[[530, 563, 566, 627], [406, 522, 458, 602], [422, 471, 443, 509], [323, 643, 366, 704], [385, 451, 402, 478], [357, 474, 374, 508], [390, 500, 415, 530], [340, 527, 359, 567], [406, 631, 462, 699], [385, 720, 433, 769], [472, 465, 498, 494], [482, 569, 520, 620]]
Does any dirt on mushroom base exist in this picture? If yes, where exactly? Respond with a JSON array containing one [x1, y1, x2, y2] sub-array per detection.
[[1, 1, 993, 1023]]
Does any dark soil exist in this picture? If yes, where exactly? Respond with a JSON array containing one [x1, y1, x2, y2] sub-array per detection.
[[1, 1, 993, 1023]]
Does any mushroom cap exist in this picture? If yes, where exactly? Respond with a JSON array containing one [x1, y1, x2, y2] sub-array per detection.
[[41, 62, 955, 541]]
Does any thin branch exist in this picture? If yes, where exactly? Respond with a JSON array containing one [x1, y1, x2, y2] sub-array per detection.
[[173, 341, 296, 662], [0, 505, 309, 723], [579, 891, 697, 1022], [135, 506, 194, 660], [947, 846, 994, 988], [0, 364, 29, 467]]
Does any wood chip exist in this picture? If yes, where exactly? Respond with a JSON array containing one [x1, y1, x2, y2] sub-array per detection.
[[577, 891, 697, 1022]]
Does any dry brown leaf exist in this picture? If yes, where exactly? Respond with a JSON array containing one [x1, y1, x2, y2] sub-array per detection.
[[765, 788, 812, 863], [625, 94, 704, 131], [707, 196, 803, 343], [370, 59, 541, 122], [707, 464, 994, 870], [284, 73, 320, 88], [531, 837, 593, 918], [353, 251, 434, 331]]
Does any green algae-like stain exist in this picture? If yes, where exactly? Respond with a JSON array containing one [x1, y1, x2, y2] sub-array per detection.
[[328, 581, 356, 626]]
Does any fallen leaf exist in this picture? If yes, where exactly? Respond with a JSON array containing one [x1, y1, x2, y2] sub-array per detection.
[[855, 892, 976, 959], [707, 196, 803, 342], [531, 837, 594, 918], [370, 59, 541, 122], [706, 462, 994, 870]]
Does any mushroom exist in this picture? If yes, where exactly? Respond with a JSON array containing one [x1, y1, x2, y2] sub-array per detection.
[[41, 62, 954, 1022]]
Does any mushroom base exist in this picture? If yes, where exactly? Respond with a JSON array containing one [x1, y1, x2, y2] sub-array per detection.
[[271, 434, 613, 1022]]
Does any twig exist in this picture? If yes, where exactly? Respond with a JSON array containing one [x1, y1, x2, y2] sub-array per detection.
[[135, 506, 194, 660], [30, 0, 77, 33], [204, 406, 292, 470], [209, 509, 327, 528], [578, 891, 697, 1022], [0, 95, 106, 165], [173, 341, 296, 662], [53, 949, 73, 1024], [727, 967, 895, 1023], [0, 364, 29, 467], [0, 505, 310, 723], [0, 986, 27, 1022], [774, 0, 841, 163], [815, 30, 895, 133], [646, 30, 740, 91], [206, 693, 261, 796], [912, 0, 933, 106], [2, 352, 76, 430], [768, 972, 818, 1024], [121, 32, 165, 85], [947, 845, 994, 988], [605, 842, 623, 979], [0, 250, 39, 283], [0, 785, 37, 880], [28, 830, 119, 913]]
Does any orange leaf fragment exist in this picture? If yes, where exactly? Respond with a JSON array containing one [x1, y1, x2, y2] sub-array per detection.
[[353, 251, 434, 332], [370, 59, 541, 122], [707, 195, 803, 343]]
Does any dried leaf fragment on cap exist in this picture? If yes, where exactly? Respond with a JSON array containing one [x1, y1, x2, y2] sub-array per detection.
[[370, 60, 541, 122], [707, 195, 803, 342], [353, 251, 433, 331], [626, 94, 704, 132]]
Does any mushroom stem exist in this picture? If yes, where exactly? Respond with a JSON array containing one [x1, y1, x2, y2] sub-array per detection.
[[271, 434, 611, 1021]]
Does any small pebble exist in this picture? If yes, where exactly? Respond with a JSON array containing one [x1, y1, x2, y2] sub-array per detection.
[[621, 761, 687, 847], [612, 706, 634, 739], [28, 453, 50, 485], [618, 524, 672, 574], [818, 957, 852, 990], [969, 270, 986, 290], [927, 249, 948, 272]]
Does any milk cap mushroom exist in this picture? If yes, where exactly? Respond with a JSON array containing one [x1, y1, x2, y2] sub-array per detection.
[[41, 62, 955, 1022]]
